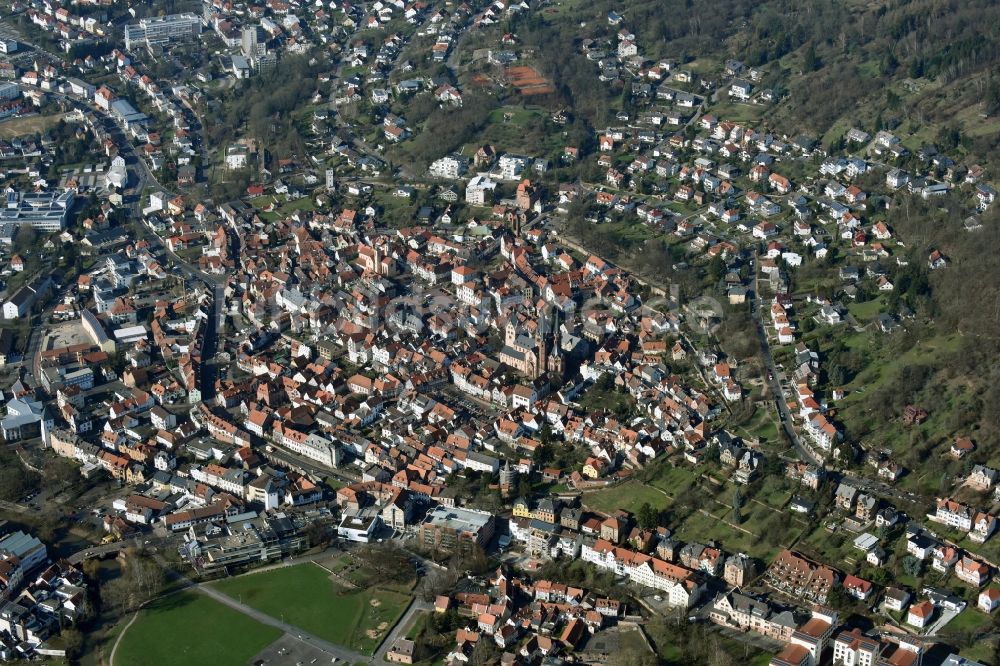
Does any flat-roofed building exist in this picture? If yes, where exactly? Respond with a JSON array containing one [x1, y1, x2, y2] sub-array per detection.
[[419, 505, 495, 553], [1, 189, 74, 232], [125, 13, 201, 50]]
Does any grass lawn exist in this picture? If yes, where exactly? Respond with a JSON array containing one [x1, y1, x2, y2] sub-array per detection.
[[796, 522, 859, 572], [959, 637, 999, 664], [735, 407, 781, 448], [0, 113, 66, 139], [114, 592, 281, 666], [487, 106, 544, 125], [404, 611, 430, 640], [943, 607, 993, 634], [647, 465, 698, 496], [833, 332, 963, 453], [582, 480, 670, 515], [578, 380, 635, 416], [847, 297, 884, 322], [210, 562, 411, 655], [674, 499, 790, 564], [706, 101, 767, 124]]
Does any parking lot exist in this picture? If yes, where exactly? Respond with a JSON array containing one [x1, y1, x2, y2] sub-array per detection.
[[44, 318, 91, 351], [249, 633, 336, 666]]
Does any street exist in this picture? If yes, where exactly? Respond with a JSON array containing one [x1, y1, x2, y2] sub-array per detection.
[[750, 253, 823, 466]]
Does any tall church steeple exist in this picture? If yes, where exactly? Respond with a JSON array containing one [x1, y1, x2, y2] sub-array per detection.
[[535, 310, 548, 379], [547, 308, 565, 380]]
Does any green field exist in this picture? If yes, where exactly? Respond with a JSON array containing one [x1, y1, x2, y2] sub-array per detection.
[[582, 479, 671, 515], [0, 113, 65, 139], [114, 592, 281, 666], [944, 607, 993, 634], [847, 297, 884, 322], [210, 562, 412, 655]]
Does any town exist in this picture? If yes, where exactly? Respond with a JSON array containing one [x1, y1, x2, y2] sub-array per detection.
[[0, 0, 996, 664]]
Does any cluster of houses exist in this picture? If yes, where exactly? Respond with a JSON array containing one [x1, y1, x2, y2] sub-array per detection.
[[0, 526, 86, 661], [391, 567, 631, 664]]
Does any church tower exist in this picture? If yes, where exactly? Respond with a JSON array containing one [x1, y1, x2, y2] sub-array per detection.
[[535, 312, 547, 379], [547, 309, 565, 380]]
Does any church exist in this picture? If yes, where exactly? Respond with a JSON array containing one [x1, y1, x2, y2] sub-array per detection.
[[498, 309, 565, 381]]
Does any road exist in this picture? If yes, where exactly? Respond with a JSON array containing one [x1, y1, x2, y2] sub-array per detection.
[[750, 255, 822, 466], [371, 598, 432, 662], [262, 445, 360, 486], [31, 84, 227, 399]]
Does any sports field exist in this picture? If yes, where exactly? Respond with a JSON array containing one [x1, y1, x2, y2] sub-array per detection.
[[113, 591, 281, 666], [210, 562, 412, 655]]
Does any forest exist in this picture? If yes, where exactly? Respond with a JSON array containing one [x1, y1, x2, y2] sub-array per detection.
[[506, 0, 1000, 164]]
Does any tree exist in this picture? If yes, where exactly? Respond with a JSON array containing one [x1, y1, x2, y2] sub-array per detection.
[[358, 543, 412, 583], [828, 363, 848, 386], [43, 457, 78, 489], [304, 522, 331, 548], [900, 555, 923, 578], [59, 628, 83, 659], [637, 502, 658, 530], [516, 475, 533, 499], [418, 567, 460, 603], [986, 75, 1000, 116], [732, 489, 744, 524], [102, 552, 166, 617], [470, 636, 499, 666], [707, 255, 726, 285], [803, 43, 819, 72], [0, 452, 39, 502], [13, 224, 37, 255], [825, 584, 851, 611]]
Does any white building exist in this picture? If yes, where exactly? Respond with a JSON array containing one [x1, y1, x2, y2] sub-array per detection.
[[832, 628, 879, 666], [277, 429, 341, 469], [581, 538, 701, 608], [225, 144, 249, 170], [124, 13, 201, 50], [0, 531, 47, 573], [429, 154, 468, 179], [466, 175, 498, 205], [105, 156, 128, 190], [497, 155, 529, 180], [337, 513, 381, 542], [1, 188, 75, 232]]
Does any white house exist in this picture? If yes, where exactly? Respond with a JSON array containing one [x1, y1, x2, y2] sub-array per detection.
[[225, 144, 249, 170]]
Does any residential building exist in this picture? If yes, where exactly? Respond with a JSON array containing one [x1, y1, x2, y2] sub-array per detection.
[[764, 550, 838, 604], [419, 506, 495, 553]]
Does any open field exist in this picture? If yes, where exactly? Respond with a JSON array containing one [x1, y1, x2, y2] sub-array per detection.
[[505, 65, 554, 96], [0, 113, 65, 139], [113, 592, 282, 666], [210, 562, 412, 655], [582, 479, 670, 515]]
